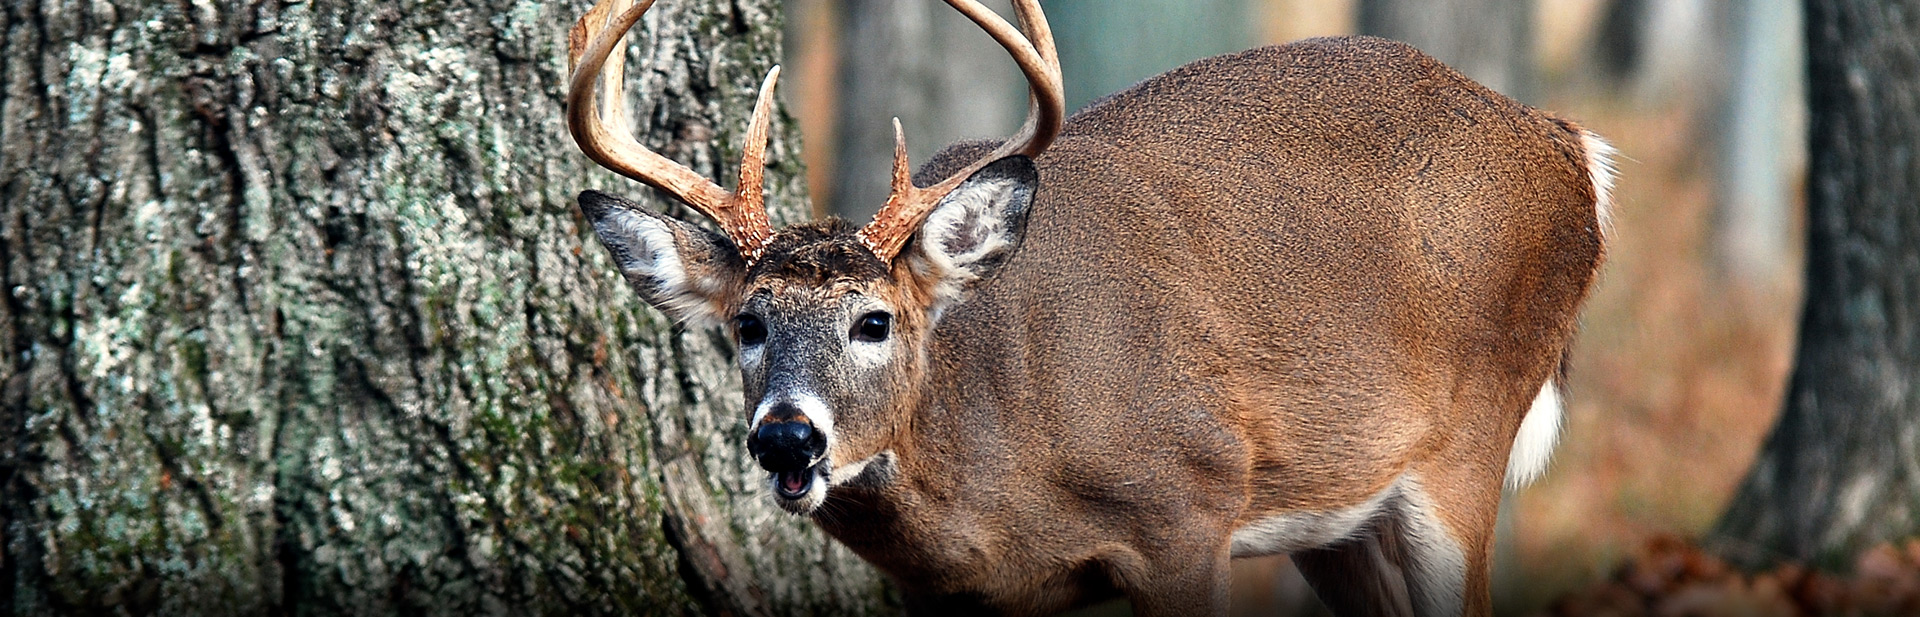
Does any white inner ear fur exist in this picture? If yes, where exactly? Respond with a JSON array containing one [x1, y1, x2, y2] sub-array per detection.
[[594, 208, 722, 326], [915, 177, 1022, 311]]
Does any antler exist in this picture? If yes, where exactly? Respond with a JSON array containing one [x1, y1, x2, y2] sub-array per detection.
[[857, 0, 1064, 262], [568, 0, 780, 262]]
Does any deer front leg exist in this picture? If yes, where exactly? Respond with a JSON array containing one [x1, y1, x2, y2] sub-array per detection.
[[1106, 541, 1233, 616]]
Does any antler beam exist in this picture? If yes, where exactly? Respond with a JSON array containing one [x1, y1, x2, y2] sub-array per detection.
[[856, 0, 1065, 262], [567, 0, 780, 262]]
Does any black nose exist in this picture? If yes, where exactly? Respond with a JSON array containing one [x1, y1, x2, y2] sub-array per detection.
[[747, 418, 825, 473]]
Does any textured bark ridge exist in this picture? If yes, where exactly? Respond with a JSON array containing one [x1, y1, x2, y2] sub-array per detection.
[[1715, 0, 1920, 570], [0, 0, 888, 614]]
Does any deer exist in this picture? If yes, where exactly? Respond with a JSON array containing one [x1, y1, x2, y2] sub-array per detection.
[[565, 0, 1614, 614]]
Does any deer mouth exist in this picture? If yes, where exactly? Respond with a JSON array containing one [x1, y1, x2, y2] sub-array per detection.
[[774, 465, 819, 501]]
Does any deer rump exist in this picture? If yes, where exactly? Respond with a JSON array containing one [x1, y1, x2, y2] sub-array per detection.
[[916, 35, 1600, 510]]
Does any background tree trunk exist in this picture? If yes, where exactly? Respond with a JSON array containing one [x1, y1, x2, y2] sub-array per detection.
[[1357, 0, 1535, 102], [1714, 0, 1920, 570], [828, 0, 1022, 220], [827, 0, 1264, 221], [1593, 0, 1647, 84], [0, 0, 888, 614]]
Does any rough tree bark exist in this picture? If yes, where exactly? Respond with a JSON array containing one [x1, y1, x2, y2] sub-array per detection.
[[0, 0, 888, 614], [1714, 0, 1920, 570], [1357, 0, 1535, 102]]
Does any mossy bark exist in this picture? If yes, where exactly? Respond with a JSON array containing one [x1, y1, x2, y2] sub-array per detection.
[[0, 0, 889, 614]]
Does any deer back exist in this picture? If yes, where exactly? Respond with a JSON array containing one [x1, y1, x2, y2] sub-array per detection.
[[910, 35, 1605, 514]]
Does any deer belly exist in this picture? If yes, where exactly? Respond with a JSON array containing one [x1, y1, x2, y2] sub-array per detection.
[[1228, 478, 1400, 557]]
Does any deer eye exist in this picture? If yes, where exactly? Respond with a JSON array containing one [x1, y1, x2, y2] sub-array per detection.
[[734, 314, 768, 346], [853, 312, 891, 343]]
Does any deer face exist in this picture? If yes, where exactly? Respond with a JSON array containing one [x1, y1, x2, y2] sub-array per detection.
[[567, 0, 1056, 515], [579, 156, 1038, 513]]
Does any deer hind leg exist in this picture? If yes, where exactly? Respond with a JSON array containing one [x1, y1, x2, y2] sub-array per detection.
[[1392, 475, 1480, 617]]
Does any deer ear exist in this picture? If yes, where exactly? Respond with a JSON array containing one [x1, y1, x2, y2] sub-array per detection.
[[579, 190, 745, 327], [909, 156, 1039, 310]]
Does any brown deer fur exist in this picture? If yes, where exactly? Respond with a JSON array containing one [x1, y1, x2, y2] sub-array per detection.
[[793, 37, 1604, 614], [578, 28, 1610, 617]]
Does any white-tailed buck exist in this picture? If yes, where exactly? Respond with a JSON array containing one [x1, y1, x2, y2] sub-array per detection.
[[567, 0, 1614, 614]]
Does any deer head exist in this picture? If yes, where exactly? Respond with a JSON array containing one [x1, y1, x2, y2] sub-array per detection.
[[568, 0, 1062, 514]]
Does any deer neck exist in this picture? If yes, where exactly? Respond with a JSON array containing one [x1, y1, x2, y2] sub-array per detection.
[[809, 384, 999, 583]]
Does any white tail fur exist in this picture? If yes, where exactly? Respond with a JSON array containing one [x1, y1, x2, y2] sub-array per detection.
[[1506, 380, 1563, 488], [1504, 132, 1616, 490]]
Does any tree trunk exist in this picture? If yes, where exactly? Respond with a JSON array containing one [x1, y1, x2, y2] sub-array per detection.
[[1593, 0, 1648, 84], [827, 0, 1262, 220], [829, 0, 1022, 221], [0, 0, 888, 614], [1714, 0, 1920, 570], [1357, 0, 1535, 102]]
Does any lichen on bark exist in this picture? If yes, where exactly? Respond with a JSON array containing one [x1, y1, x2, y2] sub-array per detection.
[[0, 0, 888, 614]]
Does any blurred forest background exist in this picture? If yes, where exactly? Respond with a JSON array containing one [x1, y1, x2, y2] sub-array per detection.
[[778, 0, 1812, 613]]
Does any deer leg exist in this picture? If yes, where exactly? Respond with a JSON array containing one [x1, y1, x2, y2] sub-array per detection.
[[1290, 516, 1416, 617], [1394, 468, 1499, 617], [1111, 542, 1232, 617]]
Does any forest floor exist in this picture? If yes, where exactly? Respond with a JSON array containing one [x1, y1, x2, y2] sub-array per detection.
[[1543, 535, 1920, 617]]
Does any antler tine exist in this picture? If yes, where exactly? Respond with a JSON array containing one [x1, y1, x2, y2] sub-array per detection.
[[567, 0, 728, 215], [1013, 0, 1059, 69], [857, 0, 1065, 262], [567, 0, 778, 262], [730, 65, 783, 259], [888, 118, 914, 199], [851, 119, 922, 260], [938, 0, 1063, 160]]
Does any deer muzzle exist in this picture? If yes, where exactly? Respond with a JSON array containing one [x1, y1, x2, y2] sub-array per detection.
[[747, 401, 828, 477]]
